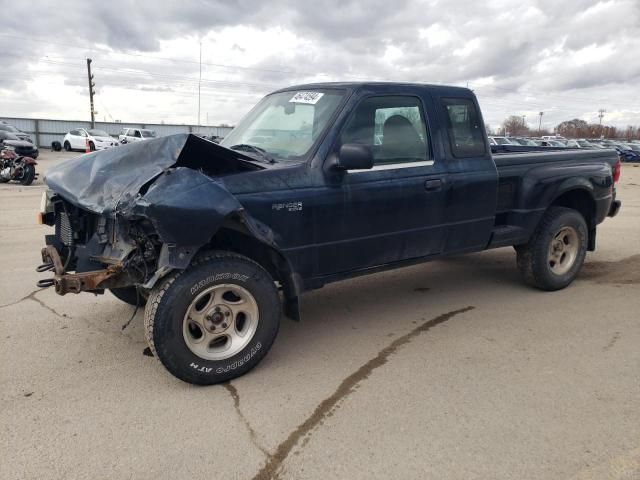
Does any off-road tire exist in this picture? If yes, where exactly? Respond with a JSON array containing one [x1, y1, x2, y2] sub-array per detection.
[[110, 286, 147, 307], [516, 207, 588, 291], [18, 164, 36, 186], [144, 251, 281, 385], [64, 141, 71, 152]]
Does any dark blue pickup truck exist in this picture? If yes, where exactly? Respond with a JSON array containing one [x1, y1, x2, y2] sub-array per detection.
[[38, 82, 621, 384]]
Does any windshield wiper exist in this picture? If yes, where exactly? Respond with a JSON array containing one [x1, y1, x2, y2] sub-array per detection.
[[228, 144, 277, 164]]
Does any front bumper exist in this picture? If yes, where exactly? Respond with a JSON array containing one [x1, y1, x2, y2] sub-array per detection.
[[37, 245, 123, 295]]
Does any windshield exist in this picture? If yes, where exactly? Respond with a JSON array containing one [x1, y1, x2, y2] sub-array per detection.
[[221, 89, 345, 161], [88, 129, 110, 137], [494, 137, 511, 145], [577, 140, 593, 147], [0, 132, 20, 140], [141, 130, 156, 138]]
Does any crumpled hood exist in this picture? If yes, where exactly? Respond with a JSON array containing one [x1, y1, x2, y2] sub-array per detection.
[[45, 133, 262, 216]]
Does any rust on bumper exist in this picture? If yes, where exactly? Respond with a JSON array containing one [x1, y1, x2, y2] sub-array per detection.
[[40, 245, 123, 295]]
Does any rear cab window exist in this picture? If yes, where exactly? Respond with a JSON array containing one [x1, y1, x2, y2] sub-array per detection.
[[339, 95, 432, 168], [441, 97, 486, 158]]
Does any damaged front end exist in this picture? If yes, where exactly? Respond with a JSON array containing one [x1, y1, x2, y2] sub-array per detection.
[[37, 134, 267, 296]]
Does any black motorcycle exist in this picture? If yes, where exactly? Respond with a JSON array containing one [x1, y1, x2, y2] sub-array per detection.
[[0, 144, 38, 185]]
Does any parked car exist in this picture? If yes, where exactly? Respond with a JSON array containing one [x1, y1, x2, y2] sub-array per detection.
[[566, 139, 596, 149], [119, 128, 157, 144], [619, 144, 640, 162], [488, 136, 513, 145], [0, 124, 32, 143], [0, 131, 39, 158], [63, 128, 118, 152], [542, 135, 567, 142], [38, 82, 621, 385]]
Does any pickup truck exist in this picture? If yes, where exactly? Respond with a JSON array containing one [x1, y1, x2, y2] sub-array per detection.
[[37, 82, 622, 385]]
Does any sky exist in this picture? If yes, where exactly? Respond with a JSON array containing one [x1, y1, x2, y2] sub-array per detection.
[[1, 0, 640, 132]]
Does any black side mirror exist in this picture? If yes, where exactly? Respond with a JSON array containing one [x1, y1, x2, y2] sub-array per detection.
[[333, 143, 374, 171]]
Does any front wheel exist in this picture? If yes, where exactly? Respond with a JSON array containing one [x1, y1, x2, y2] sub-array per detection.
[[516, 207, 588, 291], [18, 164, 36, 185], [64, 141, 71, 152], [144, 252, 281, 385]]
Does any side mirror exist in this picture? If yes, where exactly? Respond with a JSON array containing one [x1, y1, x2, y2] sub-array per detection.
[[333, 143, 374, 171]]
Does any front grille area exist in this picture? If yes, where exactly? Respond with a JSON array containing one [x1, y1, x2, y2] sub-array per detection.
[[55, 211, 74, 246]]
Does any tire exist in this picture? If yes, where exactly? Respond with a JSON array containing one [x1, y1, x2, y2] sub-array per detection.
[[110, 286, 147, 307], [18, 164, 36, 186], [64, 141, 71, 152], [516, 207, 588, 291], [89, 142, 96, 152], [51, 141, 62, 152], [144, 251, 281, 385]]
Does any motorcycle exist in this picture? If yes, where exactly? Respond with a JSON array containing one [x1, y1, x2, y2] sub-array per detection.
[[0, 144, 38, 185]]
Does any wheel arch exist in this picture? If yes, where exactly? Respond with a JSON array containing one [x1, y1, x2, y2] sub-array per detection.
[[548, 187, 597, 250], [199, 217, 303, 321]]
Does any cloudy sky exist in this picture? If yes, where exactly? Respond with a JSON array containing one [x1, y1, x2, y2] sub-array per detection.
[[2, 0, 640, 131]]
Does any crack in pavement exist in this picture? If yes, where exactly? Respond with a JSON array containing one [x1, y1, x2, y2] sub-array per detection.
[[225, 382, 272, 458], [0, 288, 70, 320], [29, 291, 69, 319], [251, 306, 475, 480], [0, 288, 44, 310]]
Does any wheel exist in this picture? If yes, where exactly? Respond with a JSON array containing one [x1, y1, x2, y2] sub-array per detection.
[[110, 286, 147, 306], [89, 142, 96, 152], [516, 207, 588, 291], [64, 141, 71, 152], [144, 252, 281, 385], [18, 164, 36, 186]]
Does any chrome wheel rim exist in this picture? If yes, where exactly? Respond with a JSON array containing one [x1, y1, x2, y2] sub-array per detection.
[[183, 284, 259, 361], [547, 226, 579, 275]]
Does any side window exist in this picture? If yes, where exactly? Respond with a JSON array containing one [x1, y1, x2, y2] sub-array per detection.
[[441, 97, 486, 158], [340, 96, 430, 165], [134, 130, 142, 138], [69, 130, 78, 136]]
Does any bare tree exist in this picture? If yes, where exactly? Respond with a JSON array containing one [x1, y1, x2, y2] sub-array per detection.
[[502, 116, 530, 136]]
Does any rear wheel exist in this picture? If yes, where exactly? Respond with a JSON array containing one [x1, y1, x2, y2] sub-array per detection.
[[89, 142, 96, 152], [144, 252, 280, 385], [18, 164, 36, 186], [516, 207, 588, 291]]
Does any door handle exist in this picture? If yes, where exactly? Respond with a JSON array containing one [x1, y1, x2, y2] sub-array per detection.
[[424, 179, 443, 191]]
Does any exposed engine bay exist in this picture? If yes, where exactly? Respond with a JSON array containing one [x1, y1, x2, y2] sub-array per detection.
[[38, 134, 268, 295]]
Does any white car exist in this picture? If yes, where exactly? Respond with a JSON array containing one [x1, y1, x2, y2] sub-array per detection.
[[63, 128, 118, 152], [118, 128, 157, 144]]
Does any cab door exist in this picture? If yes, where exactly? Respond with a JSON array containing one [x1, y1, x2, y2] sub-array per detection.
[[438, 96, 498, 253], [314, 93, 449, 277]]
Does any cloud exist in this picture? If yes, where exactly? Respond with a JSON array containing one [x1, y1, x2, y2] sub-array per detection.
[[2, 0, 640, 130]]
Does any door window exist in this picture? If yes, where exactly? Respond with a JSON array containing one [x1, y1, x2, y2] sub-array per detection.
[[441, 97, 486, 158], [340, 96, 430, 165]]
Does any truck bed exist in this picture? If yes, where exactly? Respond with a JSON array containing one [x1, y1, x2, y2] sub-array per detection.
[[489, 148, 619, 248]]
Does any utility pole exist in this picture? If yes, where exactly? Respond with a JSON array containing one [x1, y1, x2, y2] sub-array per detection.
[[86, 58, 96, 128], [538, 111, 544, 134], [598, 108, 606, 138], [197, 41, 202, 131]]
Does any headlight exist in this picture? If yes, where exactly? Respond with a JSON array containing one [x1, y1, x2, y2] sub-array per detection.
[[40, 191, 54, 215]]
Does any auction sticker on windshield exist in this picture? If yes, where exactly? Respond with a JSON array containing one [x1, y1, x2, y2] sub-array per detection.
[[289, 91, 324, 104]]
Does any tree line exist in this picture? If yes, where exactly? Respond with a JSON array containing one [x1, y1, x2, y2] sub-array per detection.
[[487, 115, 640, 140]]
